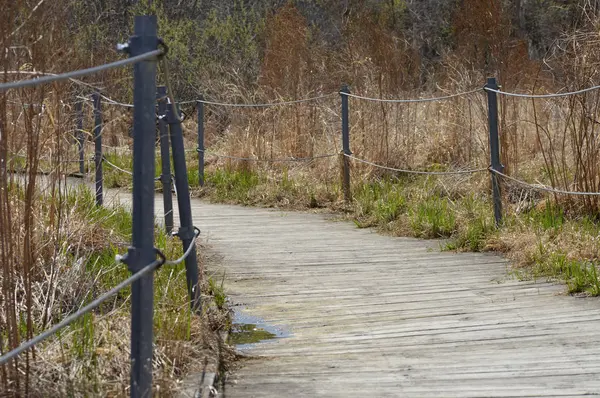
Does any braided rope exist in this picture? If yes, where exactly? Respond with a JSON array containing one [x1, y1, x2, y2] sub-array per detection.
[[185, 93, 337, 107], [102, 156, 133, 175], [484, 85, 600, 99], [345, 154, 488, 176], [490, 168, 600, 196], [341, 88, 483, 103], [205, 150, 337, 163]]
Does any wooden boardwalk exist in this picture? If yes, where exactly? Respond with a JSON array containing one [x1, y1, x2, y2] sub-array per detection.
[[152, 195, 600, 397]]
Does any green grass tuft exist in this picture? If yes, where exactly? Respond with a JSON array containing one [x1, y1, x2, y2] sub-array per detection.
[[208, 274, 227, 310], [530, 249, 600, 296], [206, 168, 261, 203], [527, 201, 565, 231], [353, 179, 407, 227], [409, 196, 456, 238]]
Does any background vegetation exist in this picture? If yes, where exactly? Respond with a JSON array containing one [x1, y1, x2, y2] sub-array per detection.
[[4, 0, 600, 396]]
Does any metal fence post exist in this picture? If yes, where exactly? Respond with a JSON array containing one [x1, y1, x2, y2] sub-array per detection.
[[75, 100, 85, 175], [340, 85, 352, 203], [92, 92, 103, 206], [197, 97, 205, 187], [127, 15, 158, 398], [485, 77, 503, 226], [157, 86, 174, 234], [167, 101, 201, 311]]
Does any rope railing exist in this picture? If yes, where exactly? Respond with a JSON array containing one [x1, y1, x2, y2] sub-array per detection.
[[0, 258, 161, 366], [490, 168, 600, 196], [1, 70, 105, 92], [63, 81, 600, 112], [102, 156, 134, 175], [0, 227, 200, 366], [484, 85, 600, 99], [103, 151, 337, 171], [345, 154, 488, 176], [8, 152, 83, 164], [77, 94, 134, 108], [91, 151, 337, 174], [99, 96, 134, 108], [182, 93, 337, 107], [10, 19, 600, 385], [164, 228, 200, 265], [341, 88, 483, 103], [0, 49, 163, 92], [0, 17, 207, 396], [202, 149, 337, 163]]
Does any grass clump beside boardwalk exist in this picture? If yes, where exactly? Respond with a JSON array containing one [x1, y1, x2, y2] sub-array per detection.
[[1, 182, 229, 396], [503, 206, 600, 296]]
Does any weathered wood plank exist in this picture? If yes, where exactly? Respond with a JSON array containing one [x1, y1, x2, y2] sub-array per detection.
[[148, 195, 600, 396]]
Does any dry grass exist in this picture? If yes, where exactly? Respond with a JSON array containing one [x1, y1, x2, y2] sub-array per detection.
[[0, 3, 230, 396], [0, 180, 233, 397], [6, 1, 600, 394]]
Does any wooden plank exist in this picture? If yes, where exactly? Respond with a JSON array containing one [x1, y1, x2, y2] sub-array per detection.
[[124, 193, 600, 397]]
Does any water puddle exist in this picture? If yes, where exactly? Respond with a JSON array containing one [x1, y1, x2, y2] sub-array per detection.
[[229, 309, 290, 350], [229, 324, 277, 346]]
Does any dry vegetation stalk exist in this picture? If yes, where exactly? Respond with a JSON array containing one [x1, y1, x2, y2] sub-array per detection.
[[0, 3, 232, 396]]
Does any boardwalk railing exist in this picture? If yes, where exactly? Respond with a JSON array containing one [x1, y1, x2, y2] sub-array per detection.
[[85, 74, 600, 229], [188, 81, 600, 227], [0, 16, 201, 398], [5, 12, 600, 397]]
